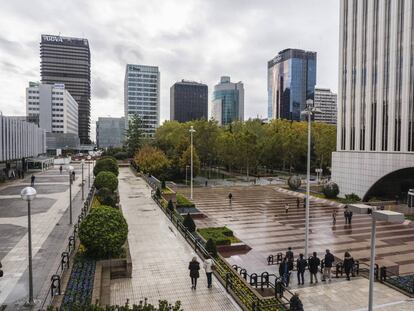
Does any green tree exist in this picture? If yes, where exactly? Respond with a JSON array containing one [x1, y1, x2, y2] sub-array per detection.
[[95, 171, 118, 192], [183, 213, 196, 233], [124, 114, 144, 156], [205, 238, 218, 258], [313, 122, 336, 169], [93, 158, 119, 176], [179, 145, 201, 177]]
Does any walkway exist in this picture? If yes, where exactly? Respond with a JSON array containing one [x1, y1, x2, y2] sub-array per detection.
[[0, 164, 91, 309], [111, 167, 240, 311]]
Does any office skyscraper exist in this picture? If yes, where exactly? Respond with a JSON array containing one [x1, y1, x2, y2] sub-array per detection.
[[96, 117, 125, 148], [212, 76, 244, 126], [332, 0, 414, 200], [40, 34, 91, 144], [124, 64, 160, 136], [170, 80, 208, 122], [314, 88, 337, 125], [268, 48, 317, 121]]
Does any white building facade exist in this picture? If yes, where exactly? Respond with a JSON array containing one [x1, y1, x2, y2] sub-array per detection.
[[26, 82, 78, 134], [332, 0, 414, 200], [314, 88, 337, 125], [124, 64, 160, 136]]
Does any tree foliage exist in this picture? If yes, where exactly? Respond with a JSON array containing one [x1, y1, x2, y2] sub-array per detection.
[[134, 145, 170, 178], [95, 171, 118, 192], [79, 206, 128, 259], [205, 238, 218, 258], [179, 146, 201, 177], [183, 213, 196, 233], [323, 181, 339, 198], [124, 114, 144, 156], [94, 158, 119, 176]]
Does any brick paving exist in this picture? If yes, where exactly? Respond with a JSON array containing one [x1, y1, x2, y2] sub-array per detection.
[[111, 168, 241, 311], [0, 164, 91, 309]]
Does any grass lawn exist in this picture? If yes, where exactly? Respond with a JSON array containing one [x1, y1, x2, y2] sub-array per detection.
[[405, 215, 414, 221], [198, 227, 241, 245], [162, 187, 174, 194], [176, 193, 194, 207]]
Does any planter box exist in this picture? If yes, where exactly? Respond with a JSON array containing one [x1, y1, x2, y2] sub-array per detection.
[[217, 242, 251, 253], [162, 187, 176, 206]]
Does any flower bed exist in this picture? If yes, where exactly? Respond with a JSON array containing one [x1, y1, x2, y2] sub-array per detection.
[[176, 193, 195, 207], [61, 256, 96, 309], [198, 227, 240, 246]]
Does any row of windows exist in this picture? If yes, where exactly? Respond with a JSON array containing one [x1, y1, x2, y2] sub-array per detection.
[[28, 96, 39, 100], [128, 89, 157, 94], [128, 73, 158, 78], [127, 97, 157, 102], [127, 83, 157, 88]]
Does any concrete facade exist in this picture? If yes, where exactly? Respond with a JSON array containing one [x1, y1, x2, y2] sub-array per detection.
[[96, 117, 125, 148], [332, 0, 414, 199], [314, 88, 337, 125]]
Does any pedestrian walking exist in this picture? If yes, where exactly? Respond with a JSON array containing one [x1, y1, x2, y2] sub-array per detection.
[[322, 249, 335, 282], [343, 251, 354, 281], [30, 174, 35, 187], [188, 256, 200, 290], [203, 255, 214, 288], [205, 180, 208, 187], [285, 247, 294, 271], [296, 197, 300, 208], [308, 252, 320, 284], [285, 203, 290, 214], [296, 253, 307, 285], [279, 257, 290, 287], [348, 210, 353, 224], [72, 171, 75, 182], [59, 165, 63, 175], [332, 209, 337, 225], [344, 208, 349, 224], [228, 192, 233, 203], [21, 170, 25, 179], [289, 293, 304, 311], [303, 197, 306, 208]]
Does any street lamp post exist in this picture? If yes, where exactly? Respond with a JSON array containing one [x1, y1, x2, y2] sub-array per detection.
[[20, 186, 37, 306], [301, 99, 320, 259], [185, 165, 189, 185], [349, 204, 405, 311], [81, 159, 85, 200], [66, 165, 74, 225], [189, 126, 196, 200], [87, 155, 91, 189]]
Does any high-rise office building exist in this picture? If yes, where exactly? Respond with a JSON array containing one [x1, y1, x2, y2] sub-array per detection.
[[170, 80, 208, 122], [40, 34, 91, 144], [314, 88, 337, 125], [96, 117, 125, 148], [124, 64, 160, 136], [26, 82, 78, 135], [268, 48, 317, 121], [332, 0, 414, 200], [211, 76, 244, 126]]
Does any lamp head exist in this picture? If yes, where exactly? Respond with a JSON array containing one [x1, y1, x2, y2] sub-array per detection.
[[21, 187, 37, 201]]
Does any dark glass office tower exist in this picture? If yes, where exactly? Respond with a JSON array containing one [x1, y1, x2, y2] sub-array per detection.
[[170, 80, 208, 122], [40, 34, 91, 144], [268, 48, 316, 121]]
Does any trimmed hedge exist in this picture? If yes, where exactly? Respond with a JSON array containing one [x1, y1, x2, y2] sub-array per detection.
[[176, 193, 194, 207], [95, 171, 118, 192], [287, 175, 301, 190], [79, 205, 128, 259], [323, 181, 339, 198], [183, 213, 196, 233], [198, 227, 240, 246], [93, 158, 119, 176], [97, 187, 117, 207]]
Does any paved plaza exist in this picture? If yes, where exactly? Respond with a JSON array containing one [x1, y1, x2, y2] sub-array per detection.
[[0, 164, 91, 309], [111, 168, 241, 311], [176, 185, 414, 310]]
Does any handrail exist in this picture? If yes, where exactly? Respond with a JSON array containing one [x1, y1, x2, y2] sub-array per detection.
[[379, 266, 414, 295], [38, 186, 95, 310]]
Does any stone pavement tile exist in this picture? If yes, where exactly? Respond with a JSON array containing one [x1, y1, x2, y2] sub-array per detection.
[[111, 168, 241, 311]]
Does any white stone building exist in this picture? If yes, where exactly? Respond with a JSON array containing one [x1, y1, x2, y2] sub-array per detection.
[[314, 88, 337, 125], [332, 0, 414, 201]]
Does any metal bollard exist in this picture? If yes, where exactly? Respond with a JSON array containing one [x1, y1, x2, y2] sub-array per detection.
[[260, 272, 269, 289], [276, 252, 283, 264], [240, 268, 247, 280], [68, 236, 75, 253], [267, 255, 274, 265], [61, 252, 69, 271], [51, 275, 61, 296], [232, 265, 239, 272], [250, 273, 258, 287], [335, 262, 343, 278]]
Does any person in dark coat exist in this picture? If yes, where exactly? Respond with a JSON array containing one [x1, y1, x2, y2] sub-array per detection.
[[188, 256, 200, 290], [348, 211, 353, 224], [322, 249, 335, 282], [279, 257, 290, 287], [228, 193, 233, 203], [30, 174, 35, 187], [344, 208, 349, 224], [343, 251, 354, 281], [72, 170, 76, 182], [296, 197, 300, 208], [308, 252, 320, 284], [285, 247, 294, 271], [296, 253, 307, 285], [289, 293, 304, 311]]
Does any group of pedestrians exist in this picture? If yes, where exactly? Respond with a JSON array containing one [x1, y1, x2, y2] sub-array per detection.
[[278, 248, 355, 286], [344, 207, 353, 224], [188, 255, 215, 290]]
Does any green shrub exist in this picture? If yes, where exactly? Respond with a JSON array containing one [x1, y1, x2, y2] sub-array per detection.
[[183, 213, 196, 233], [114, 152, 129, 160], [94, 158, 119, 176], [287, 175, 301, 190], [167, 199, 174, 214], [222, 227, 234, 237], [95, 171, 118, 192], [344, 193, 361, 203], [161, 180, 166, 189], [323, 181, 339, 198], [79, 205, 128, 259], [176, 193, 194, 207], [155, 187, 161, 198], [198, 227, 240, 245], [97, 187, 116, 207], [205, 238, 218, 258]]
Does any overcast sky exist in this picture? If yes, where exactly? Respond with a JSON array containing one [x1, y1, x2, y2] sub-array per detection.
[[0, 0, 339, 139]]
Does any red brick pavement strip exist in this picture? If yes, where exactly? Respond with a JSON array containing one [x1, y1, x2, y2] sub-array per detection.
[[176, 185, 414, 276]]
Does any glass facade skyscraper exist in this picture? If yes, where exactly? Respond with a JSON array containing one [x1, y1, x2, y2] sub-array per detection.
[[268, 48, 317, 121], [124, 64, 160, 136], [212, 76, 244, 126]]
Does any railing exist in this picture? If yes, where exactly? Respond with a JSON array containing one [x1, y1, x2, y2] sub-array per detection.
[[152, 194, 288, 311], [380, 267, 414, 295], [38, 186, 96, 310]]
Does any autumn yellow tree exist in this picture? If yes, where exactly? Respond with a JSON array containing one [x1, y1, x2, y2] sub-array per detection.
[[134, 145, 170, 178]]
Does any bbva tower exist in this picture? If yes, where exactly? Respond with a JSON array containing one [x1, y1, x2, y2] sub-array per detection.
[[332, 0, 414, 201]]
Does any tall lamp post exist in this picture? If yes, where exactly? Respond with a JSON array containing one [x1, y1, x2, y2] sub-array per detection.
[[189, 126, 196, 200], [87, 155, 91, 188], [81, 159, 85, 200], [301, 99, 320, 259], [348, 204, 404, 311], [20, 186, 37, 306], [185, 165, 189, 186], [66, 165, 74, 224]]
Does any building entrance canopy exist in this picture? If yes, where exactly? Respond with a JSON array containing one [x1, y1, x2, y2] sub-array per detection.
[[26, 156, 54, 171]]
